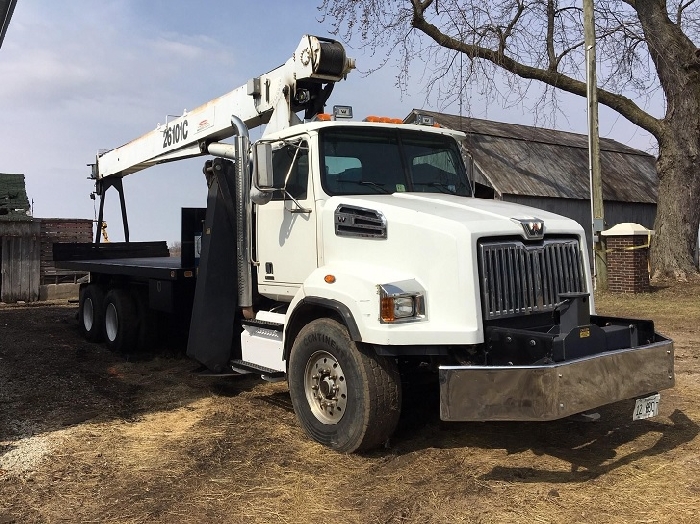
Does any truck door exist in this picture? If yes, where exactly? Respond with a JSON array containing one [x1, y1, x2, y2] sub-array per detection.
[[256, 140, 317, 298]]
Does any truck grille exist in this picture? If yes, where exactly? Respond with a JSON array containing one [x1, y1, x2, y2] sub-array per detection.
[[478, 238, 586, 320]]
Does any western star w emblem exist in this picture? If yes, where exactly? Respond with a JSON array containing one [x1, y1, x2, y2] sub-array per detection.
[[512, 217, 545, 239]]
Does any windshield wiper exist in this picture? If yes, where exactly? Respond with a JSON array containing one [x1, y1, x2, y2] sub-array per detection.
[[357, 181, 391, 194], [413, 182, 457, 195]]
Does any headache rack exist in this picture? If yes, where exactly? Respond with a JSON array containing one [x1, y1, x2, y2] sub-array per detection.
[[478, 238, 587, 321]]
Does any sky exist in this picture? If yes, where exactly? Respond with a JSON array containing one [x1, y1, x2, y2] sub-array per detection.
[[1, 0, 662, 244]]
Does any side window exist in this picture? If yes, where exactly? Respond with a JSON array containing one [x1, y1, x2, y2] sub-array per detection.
[[271, 142, 309, 201]]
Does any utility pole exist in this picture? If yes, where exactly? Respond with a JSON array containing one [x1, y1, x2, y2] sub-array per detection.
[[584, 0, 607, 290]]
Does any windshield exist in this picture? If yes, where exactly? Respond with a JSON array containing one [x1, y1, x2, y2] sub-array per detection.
[[319, 127, 472, 197]]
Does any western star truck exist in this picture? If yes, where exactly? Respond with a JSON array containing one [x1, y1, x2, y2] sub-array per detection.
[[55, 35, 674, 452]]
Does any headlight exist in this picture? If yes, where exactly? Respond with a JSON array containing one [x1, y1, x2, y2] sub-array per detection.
[[378, 284, 426, 323]]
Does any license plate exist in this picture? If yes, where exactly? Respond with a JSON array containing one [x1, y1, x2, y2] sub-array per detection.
[[633, 393, 660, 420]]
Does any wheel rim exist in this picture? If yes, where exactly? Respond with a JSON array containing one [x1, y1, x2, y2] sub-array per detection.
[[105, 303, 118, 342], [83, 297, 94, 331], [304, 350, 348, 425]]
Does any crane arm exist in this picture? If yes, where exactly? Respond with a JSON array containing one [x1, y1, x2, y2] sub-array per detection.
[[93, 35, 354, 181]]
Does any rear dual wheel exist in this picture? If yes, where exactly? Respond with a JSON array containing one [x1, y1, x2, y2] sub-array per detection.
[[103, 289, 138, 353], [79, 284, 105, 342], [288, 318, 402, 453]]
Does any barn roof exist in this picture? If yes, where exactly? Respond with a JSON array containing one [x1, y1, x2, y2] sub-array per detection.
[[0, 173, 31, 221], [405, 109, 658, 204]]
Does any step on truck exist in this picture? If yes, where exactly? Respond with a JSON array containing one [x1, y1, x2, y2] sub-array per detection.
[[55, 35, 674, 452]]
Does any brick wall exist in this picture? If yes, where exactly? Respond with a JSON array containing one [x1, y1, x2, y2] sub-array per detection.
[[39, 218, 93, 285], [606, 235, 650, 293]]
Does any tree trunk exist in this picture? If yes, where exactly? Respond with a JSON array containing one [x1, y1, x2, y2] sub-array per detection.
[[635, 0, 700, 280], [651, 128, 700, 281]]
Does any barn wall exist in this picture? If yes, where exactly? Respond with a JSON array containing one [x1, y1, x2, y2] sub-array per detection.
[[0, 221, 40, 302], [502, 195, 657, 262]]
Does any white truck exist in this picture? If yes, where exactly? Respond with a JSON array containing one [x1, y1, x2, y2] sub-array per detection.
[[56, 35, 674, 452]]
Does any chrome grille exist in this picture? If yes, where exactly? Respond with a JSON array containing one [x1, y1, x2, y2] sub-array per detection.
[[479, 238, 587, 320]]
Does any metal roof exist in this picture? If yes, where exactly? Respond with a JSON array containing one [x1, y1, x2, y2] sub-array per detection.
[[0, 0, 17, 49], [406, 109, 658, 204], [0, 173, 31, 221]]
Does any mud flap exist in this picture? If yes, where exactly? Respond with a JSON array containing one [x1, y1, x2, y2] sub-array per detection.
[[186, 158, 240, 372]]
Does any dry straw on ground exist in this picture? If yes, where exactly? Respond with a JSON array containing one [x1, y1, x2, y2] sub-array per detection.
[[1, 285, 699, 523]]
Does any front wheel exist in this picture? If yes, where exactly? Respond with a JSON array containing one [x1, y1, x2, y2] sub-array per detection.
[[288, 318, 401, 453]]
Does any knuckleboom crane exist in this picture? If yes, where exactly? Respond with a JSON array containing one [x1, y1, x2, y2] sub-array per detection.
[[90, 35, 354, 243]]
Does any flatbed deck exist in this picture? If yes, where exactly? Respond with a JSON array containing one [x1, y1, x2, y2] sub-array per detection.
[[58, 256, 195, 280], [53, 241, 197, 281]]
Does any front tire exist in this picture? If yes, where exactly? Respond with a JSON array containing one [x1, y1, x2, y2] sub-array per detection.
[[103, 289, 138, 353], [79, 284, 105, 342], [288, 318, 401, 453]]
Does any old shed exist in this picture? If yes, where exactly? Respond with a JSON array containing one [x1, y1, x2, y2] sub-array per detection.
[[0, 173, 39, 302], [406, 110, 658, 253], [1, 174, 92, 302]]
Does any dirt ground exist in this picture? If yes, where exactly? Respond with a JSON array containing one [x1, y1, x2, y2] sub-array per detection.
[[1, 284, 699, 524]]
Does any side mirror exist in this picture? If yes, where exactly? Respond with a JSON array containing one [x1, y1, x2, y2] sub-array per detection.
[[253, 142, 274, 189]]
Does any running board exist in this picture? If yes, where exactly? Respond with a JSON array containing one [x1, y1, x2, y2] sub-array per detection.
[[241, 318, 284, 332], [230, 359, 286, 381]]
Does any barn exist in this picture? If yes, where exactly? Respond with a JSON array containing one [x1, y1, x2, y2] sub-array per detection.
[[0, 173, 38, 302], [405, 110, 658, 256], [0, 173, 92, 302]]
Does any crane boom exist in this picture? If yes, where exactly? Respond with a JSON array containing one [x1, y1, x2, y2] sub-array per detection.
[[93, 35, 354, 181]]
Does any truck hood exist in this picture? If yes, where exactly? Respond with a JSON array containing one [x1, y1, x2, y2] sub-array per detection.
[[327, 192, 584, 238]]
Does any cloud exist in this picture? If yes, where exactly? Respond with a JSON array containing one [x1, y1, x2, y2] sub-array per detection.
[[0, 12, 236, 117], [0, 1, 244, 241]]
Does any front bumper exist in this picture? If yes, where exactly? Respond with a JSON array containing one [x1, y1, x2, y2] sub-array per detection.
[[439, 335, 674, 421]]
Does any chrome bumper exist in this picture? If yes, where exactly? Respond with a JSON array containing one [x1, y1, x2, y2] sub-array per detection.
[[439, 336, 674, 421]]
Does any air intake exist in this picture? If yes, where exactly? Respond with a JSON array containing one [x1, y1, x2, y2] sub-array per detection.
[[334, 205, 387, 239]]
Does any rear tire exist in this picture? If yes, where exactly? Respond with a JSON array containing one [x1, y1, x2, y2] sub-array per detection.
[[79, 284, 105, 342], [103, 289, 138, 353], [133, 290, 157, 351], [288, 318, 402, 453]]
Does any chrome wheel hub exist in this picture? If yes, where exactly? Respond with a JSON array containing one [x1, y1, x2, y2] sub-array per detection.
[[304, 351, 348, 424], [105, 303, 118, 342], [83, 298, 94, 331]]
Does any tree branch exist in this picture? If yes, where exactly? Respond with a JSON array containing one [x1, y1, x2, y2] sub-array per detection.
[[546, 0, 557, 71], [410, 5, 663, 139], [500, 0, 525, 56], [676, 0, 698, 26]]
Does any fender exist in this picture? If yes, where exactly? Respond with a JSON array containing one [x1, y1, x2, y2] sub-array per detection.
[[284, 263, 455, 355], [283, 296, 362, 361]]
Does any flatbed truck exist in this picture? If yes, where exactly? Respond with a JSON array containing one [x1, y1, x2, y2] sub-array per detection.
[[55, 35, 674, 452]]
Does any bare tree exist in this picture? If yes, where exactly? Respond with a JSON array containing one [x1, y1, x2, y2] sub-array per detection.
[[320, 0, 700, 281]]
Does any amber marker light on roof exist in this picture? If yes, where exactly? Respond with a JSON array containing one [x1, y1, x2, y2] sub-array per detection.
[[324, 275, 336, 284], [364, 116, 404, 123], [315, 113, 332, 121]]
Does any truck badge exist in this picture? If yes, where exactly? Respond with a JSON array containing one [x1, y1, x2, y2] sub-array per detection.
[[512, 217, 545, 239]]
